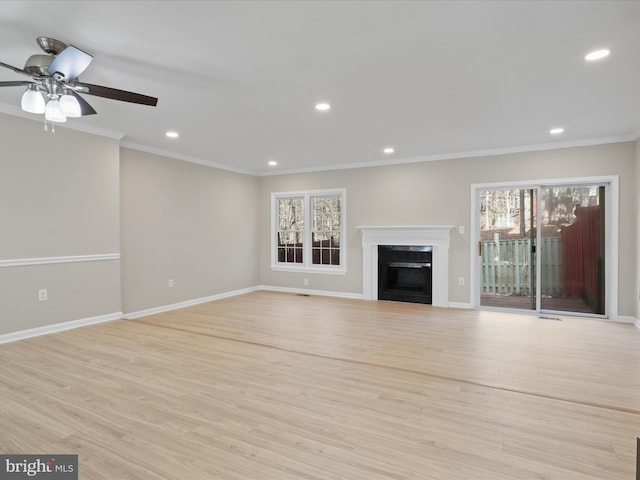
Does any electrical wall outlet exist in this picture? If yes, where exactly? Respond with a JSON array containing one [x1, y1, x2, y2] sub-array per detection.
[[38, 289, 48, 302], [458, 277, 465, 286], [168, 279, 174, 288], [303, 278, 309, 286], [458, 225, 465, 235]]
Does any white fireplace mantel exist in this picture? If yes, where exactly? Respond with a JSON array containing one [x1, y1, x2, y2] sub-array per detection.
[[357, 226, 454, 307]]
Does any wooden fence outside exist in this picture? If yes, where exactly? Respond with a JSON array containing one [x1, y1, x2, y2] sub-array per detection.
[[481, 238, 562, 296]]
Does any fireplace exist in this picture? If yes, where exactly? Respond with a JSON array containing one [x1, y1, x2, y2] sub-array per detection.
[[378, 245, 432, 304], [357, 226, 453, 307]]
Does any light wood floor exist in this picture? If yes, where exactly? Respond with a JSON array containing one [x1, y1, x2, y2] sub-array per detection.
[[1, 291, 639, 479]]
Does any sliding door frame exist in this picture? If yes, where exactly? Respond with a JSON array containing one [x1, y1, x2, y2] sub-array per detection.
[[470, 175, 619, 319]]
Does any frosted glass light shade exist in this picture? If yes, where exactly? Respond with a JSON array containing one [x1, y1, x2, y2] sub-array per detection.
[[45, 99, 67, 123], [59, 94, 81, 117], [21, 89, 45, 114]]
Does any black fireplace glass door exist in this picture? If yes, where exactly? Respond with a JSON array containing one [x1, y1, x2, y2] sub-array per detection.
[[378, 246, 432, 304]]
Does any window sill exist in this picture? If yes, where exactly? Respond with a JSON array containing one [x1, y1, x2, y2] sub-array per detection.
[[270, 264, 347, 275]]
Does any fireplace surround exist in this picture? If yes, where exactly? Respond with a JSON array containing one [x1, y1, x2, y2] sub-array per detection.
[[358, 226, 453, 307]]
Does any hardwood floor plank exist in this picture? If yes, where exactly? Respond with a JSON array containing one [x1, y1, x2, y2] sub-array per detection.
[[1, 291, 639, 479]]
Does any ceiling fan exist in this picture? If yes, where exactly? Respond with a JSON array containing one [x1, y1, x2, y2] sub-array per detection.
[[0, 37, 158, 125]]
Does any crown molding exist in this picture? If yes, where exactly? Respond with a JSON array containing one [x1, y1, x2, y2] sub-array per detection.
[[119, 141, 257, 176], [0, 102, 125, 139], [259, 133, 639, 176], [3, 99, 637, 175], [62, 120, 125, 140]]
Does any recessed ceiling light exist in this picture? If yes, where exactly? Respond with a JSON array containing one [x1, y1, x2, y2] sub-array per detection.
[[315, 102, 331, 112], [268, 160, 278, 166], [550, 127, 564, 135], [383, 147, 395, 154], [585, 49, 610, 61], [166, 131, 179, 138]]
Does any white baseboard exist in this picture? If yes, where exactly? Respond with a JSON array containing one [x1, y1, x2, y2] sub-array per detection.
[[615, 315, 636, 324], [123, 286, 260, 320], [633, 318, 640, 330], [124, 285, 361, 321], [260, 286, 471, 305], [259, 285, 363, 300], [0, 312, 122, 345], [448, 302, 472, 309]]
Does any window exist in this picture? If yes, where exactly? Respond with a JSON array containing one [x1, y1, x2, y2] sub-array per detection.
[[271, 189, 346, 274]]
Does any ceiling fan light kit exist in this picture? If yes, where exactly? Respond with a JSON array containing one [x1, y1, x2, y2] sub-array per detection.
[[45, 97, 66, 123], [0, 37, 158, 130], [59, 92, 81, 117], [21, 84, 45, 114]]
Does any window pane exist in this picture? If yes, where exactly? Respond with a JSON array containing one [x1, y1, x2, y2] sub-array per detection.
[[277, 197, 304, 263], [312, 231, 328, 246], [279, 198, 304, 231], [312, 196, 341, 231], [330, 232, 340, 248], [311, 195, 341, 265]]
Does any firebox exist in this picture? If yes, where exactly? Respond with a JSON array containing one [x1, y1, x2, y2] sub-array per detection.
[[378, 245, 432, 304]]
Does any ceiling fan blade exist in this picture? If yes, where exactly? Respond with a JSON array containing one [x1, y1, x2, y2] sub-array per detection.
[[0, 80, 34, 87], [48, 45, 93, 81], [0, 61, 33, 77], [69, 90, 97, 116], [74, 82, 158, 106]]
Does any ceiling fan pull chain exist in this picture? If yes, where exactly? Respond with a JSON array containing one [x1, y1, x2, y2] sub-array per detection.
[[43, 118, 55, 135]]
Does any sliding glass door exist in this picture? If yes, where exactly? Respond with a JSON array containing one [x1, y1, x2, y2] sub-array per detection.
[[539, 185, 605, 314], [477, 183, 606, 316], [479, 188, 536, 310]]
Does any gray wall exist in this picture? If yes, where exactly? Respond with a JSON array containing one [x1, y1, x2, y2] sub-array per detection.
[[1, 110, 637, 337], [0, 113, 121, 335], [120, 148, 259, 313], [259, 142, 637, 317]]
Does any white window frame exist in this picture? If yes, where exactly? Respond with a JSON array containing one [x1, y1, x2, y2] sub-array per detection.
[[271, 188, 347, 275]]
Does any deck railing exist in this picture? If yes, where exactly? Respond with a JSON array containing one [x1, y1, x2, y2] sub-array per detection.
[[480, 237, 562, 295]]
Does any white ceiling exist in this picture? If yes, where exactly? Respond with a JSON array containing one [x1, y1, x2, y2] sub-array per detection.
[[1, 1, 639, 175]]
